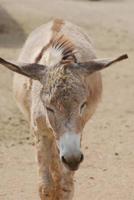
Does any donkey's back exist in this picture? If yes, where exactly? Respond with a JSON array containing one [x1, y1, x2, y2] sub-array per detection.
[[18, 19, 96, 63]]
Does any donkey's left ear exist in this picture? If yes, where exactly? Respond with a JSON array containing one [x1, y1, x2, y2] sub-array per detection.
[[0, 57, 46, 80], [70, 54, 128, 75]]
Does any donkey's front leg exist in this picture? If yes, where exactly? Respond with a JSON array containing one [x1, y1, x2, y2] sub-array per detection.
[[50, 143, 75, 200], [36, 135, 57, 200], [60, 169, 74, 200]]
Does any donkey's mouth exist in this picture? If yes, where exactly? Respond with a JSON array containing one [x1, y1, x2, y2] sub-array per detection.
[[63, 162, 80, 171], [68, 165, 79, 171], [61, 155, 83, 171]]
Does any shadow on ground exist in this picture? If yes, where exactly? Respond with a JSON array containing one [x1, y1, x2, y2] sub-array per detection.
[[0, 6, 26, 48]]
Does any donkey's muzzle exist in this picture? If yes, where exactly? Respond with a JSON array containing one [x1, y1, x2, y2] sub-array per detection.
[[61, 153, 84, 171]]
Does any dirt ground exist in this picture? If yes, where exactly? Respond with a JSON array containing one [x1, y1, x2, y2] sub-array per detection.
[[0, 0, 134, 199]]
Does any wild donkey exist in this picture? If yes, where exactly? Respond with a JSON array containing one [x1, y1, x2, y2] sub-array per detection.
[[0, 19, 127, 200]]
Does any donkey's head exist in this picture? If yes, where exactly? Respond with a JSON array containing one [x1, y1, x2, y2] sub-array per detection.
[[0, 53, 128, 170]]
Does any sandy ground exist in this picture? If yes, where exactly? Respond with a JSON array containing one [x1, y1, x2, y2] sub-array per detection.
[[0, 0, 134, 199]]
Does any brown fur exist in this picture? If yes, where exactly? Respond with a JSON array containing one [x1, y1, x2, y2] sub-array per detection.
[[1, 18, 126, 198], [35, 19, 64, 63], [51, 18, 64, 33], [11, 20, 109, 200], [52, 35, 77, 64], [35, 41, 52, 63]]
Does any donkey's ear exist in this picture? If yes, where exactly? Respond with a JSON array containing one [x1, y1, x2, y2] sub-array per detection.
[[0, 57, 46, 80], [69, 54, 128, 75]]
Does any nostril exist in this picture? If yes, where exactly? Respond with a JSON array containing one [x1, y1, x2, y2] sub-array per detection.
[[80, 153, 84, 163], [62, 156, 68, 165]]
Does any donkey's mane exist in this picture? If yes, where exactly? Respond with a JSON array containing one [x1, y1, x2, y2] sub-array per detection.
[[35, 35, 77, 64], [51, 35, 77, 63]]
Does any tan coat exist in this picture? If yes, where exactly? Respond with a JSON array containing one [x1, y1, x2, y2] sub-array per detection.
[[0, 19, 128, 200]]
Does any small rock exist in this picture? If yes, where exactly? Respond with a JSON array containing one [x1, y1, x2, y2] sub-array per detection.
[[103, 168, 107, 171], [115, 152, 119, 156], [89, 177, 94, 180]]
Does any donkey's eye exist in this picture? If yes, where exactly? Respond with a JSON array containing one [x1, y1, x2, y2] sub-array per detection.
[[80, 102, 87, 114], [46, 106, 54, 113]]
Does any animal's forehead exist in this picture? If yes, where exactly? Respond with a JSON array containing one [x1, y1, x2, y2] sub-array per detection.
[[43, 67, 86, 105], [46, 66, 69, 85]]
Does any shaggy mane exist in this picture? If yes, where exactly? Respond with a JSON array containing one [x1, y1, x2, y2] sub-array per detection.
[[35, 35, 77, 64], [51, 35, 77, 63]]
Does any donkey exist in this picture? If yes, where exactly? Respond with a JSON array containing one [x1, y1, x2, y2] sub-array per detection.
[[0, 19, 128, 200]]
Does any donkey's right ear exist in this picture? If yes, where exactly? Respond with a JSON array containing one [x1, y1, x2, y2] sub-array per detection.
[[0, 57, 47, 81]]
